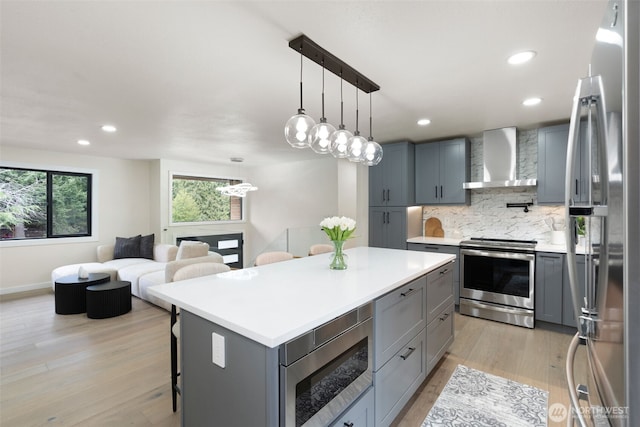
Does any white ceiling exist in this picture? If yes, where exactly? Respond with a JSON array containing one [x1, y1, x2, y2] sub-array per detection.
[[1, 0, 608, 167]]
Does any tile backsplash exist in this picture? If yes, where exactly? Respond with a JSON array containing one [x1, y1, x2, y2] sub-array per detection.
[[422, 128, 566, 243]]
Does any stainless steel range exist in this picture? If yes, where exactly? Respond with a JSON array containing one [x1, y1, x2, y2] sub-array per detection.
[[459, 237, 537, 328]]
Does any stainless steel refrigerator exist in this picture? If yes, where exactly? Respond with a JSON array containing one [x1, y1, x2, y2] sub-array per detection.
[[564, 1, 639, 426]]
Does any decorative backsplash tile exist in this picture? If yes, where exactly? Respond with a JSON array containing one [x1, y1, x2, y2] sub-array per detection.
[[422, 128, 566, 243]]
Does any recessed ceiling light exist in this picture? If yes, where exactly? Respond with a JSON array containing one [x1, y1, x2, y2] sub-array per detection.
[[77, 139, 90, 146], [522, 97, 542, 106], [417, 118, 431, 126], [101, 124, 117, 132], [507, 50, 537, 65]]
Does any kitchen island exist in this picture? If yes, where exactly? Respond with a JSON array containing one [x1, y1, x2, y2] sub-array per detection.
[[149, 246, 455, 426]]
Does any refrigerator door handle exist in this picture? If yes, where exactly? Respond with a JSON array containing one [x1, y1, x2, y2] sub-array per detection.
[[565, 78, 586, 329], [566, 332, 588, 427], [565, 75, 610, 325]]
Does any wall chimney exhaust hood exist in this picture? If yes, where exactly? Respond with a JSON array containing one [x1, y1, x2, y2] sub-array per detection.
[[463, 127, 537, 189]]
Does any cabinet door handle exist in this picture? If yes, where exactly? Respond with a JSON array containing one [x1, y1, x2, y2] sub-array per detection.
[[382, 189, 386, 202], [575, 179, 579, 196], [400, 347, 416, 360], [386, 212, 390, 224], [344, 423, 354, 427], [440, 185, 443, 198], [439, 268, 449, 275], [386, 189, 390, 201], [400, 288, 418, 297], [435, 186, 438, 198], [439, 312, 450, 321]]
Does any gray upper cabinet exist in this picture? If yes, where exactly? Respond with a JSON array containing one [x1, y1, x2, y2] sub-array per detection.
[[538, 122, 590, 204], [369, 141, 415, 207], [415, 138, 470, 205]]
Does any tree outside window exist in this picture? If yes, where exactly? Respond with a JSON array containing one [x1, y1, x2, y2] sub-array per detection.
[[171, 175, 243, 223], [0, 167, 91, 240]]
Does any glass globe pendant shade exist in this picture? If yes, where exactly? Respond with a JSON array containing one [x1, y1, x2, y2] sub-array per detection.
[[362, 138, 383, 166], [329, 126, 353, 158], [347, 133, 367, 163], [309, 119, 336, 154], [284, 109, 316, 149]]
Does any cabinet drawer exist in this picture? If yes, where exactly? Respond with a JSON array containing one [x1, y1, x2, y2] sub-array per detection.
[[426, 263, 454, 323], [330, 386, 374, 427], [374, 330, 426, 427], [374, 275, 427, 370], [426, 303, 455, 374]]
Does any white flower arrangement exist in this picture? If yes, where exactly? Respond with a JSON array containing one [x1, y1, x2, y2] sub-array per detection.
[[320, 216, 356, 241]]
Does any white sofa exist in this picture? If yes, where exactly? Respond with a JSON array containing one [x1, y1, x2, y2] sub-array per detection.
[[51, 242, 224, 310]]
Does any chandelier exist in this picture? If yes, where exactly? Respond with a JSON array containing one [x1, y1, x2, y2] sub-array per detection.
[[217, 183, 258, 198], [284, 35, 383, 166]]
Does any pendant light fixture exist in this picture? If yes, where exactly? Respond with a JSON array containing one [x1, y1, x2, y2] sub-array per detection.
[[309, 60, 336, 154], [362, 92, 383, 166], [285, 35, 382, 166], [346, 84, 367, 163], [329, 72, 353, 158], [284, 49, 316, 149]]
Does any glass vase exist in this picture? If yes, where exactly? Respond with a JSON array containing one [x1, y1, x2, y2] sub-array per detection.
[[330, 240, 348, 270]]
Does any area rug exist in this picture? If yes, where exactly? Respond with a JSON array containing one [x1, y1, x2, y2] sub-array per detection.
[[422, 365, 548, 427]]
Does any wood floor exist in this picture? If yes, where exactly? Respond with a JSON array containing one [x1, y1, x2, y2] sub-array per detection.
[[1, 290, 586, 426]]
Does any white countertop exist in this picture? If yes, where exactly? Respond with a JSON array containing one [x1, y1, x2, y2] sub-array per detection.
[[148, 246, 455, 348], [407, 236, 463, 246]]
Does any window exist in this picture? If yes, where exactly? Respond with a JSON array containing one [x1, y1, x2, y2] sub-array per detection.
[[0, 167, 92, 240], [171, 174, 243, 223]]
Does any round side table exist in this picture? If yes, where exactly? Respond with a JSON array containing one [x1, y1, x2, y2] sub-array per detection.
[[86, 281, 132, 319], [54, 272, 111, 314]]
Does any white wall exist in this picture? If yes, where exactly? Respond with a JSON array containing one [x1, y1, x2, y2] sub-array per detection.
[[0, 147, 152, 293], [248, 157, 340, 264]]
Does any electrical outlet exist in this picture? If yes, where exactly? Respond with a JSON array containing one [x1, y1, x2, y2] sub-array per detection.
[[212, 332, 225, 368]]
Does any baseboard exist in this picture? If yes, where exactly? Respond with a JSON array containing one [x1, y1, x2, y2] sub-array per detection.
[[0, 281, 52, 296]]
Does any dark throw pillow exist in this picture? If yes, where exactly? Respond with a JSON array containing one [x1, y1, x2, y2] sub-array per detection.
[[139, 233, 155, 260], [114, 235, 142, 259]]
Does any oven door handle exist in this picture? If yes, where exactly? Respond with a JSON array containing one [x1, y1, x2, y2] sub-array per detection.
[[461, 248, 534, 261]]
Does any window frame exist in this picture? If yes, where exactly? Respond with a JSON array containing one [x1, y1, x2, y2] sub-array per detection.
[[0, 162, 98, 247], [169, 171, 247, 226]]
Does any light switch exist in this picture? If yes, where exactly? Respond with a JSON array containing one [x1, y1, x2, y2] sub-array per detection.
[[212, 332, 225, 368]]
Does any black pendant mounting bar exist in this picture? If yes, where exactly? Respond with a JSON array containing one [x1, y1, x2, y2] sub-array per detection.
[[289, 34, 380, 94]]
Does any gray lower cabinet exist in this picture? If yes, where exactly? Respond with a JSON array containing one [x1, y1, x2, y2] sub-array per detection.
[[562, 254, 586, 327], [426, 302, 455, 374], [374, 275, 427, 370], [535, 252, 586, 327], [373, 262, 454, 426], [407, 243, 460, 305], [535, 252, 564, 324], [374, 329, 426, 427], [331, 387, 374, 427]]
